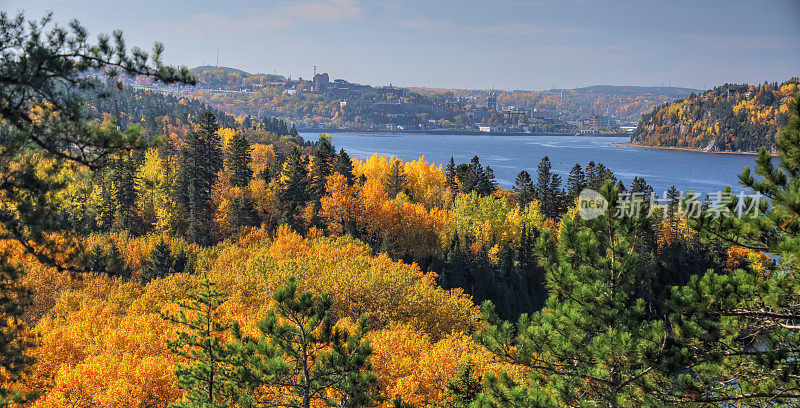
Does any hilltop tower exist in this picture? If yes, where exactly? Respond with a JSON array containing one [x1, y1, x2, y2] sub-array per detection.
[[488, 91, 498, 111], [313, 72, 329, 93]]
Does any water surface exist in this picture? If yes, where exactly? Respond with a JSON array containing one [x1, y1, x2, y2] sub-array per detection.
[[302, 133, 760, 195]]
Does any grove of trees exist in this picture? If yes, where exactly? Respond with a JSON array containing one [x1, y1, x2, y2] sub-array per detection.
[[2, 10, 800, 408]]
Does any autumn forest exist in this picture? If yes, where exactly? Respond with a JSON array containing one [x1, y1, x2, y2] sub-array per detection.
[[2, 11, 800, 408]]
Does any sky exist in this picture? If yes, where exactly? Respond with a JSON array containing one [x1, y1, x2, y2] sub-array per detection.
[[3, 0, 800, 91]]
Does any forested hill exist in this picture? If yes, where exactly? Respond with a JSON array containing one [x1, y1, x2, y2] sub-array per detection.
[[630, 78, 799, 152], [83, 83, 302, 142]]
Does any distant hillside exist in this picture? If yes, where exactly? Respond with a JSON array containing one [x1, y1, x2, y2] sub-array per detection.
[[631, 78, 799, 152], [574, 85, 698, 97], [129, 65, 702, 131], [82, 84, 299, 141], [193, 65, 253, 75], [190, 66, 287, 89], [408, 85, 701, 122]]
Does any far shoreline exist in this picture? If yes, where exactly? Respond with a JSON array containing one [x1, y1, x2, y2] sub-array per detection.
[[299, 129, 629, 137], [616, 142, 766, 156]]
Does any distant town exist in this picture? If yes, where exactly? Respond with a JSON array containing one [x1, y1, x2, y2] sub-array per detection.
[[124, 65, 699, 135]]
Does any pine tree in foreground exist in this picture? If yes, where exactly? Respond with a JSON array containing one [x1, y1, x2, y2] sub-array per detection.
[[667, 93, 800, 405], [0, 12, 192, 404], [163, 280, 238, 408], [229, 278, 380, 408], [476, 182, 667, 407]]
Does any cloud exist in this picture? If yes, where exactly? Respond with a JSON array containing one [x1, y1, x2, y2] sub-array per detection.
[[155, 0, 361, 34]]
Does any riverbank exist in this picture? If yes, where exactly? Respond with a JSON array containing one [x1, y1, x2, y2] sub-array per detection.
[[301, 129, 628, 137], [617, 142, 764, 156]]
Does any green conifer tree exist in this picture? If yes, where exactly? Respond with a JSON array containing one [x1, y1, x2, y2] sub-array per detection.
[[141, 239, 175, 284], [229, 278, 380, 408], [332, 149, 355, 185], [277, 148, 310, 232], [227, 131, 252, 188], [0, 12, 192, 405], [565, 163, 586, 203], [308, 137, 334, 202], [513, 170, 535, 208], [163, 280, 238, 408], [476, 182, 667, 407], [534, 156, 552, 198], [176, 112, 223, 244], [445, 157, 459, 194], [386, 159, 408, 199], [665, 93, 800, 405], [439, 361, 482, 408]]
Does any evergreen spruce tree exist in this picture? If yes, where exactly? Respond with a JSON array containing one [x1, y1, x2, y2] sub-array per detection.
[[456, 157, 479, 195], [615, 179, 627, 193], [105, 244, 130, 280], [587, 163, 617, 190], [385, 159, 408, 199], [308, 136, 334, 201], [565, 163, 586, 203], [141, 239, 175, 284], [456, 156, 496, 196], [332, 149, 355, 185], [111, 152, 141, 231], [665, 185, 679, 216], [439, 361, 482, 408], [163, 280, 238, 408], [534, 156, 553, 200], [229, 278, 380, 408], [629, 176, 652, 195], [547, 173, 564, 216], [81, 245, 109, 274], [445, 157, 459, 194], [176, 112, 223, 244], [584, 161, 598, 187], [513, 170, 535, 208], [97, 180, 117, 231], [277, 148, 310, 232], [476, 182, 667, 407], [534, 157, 564, 218], [478, 165, 498, 196], [227, 131, 252, 188], [229, 194, 257, 231]]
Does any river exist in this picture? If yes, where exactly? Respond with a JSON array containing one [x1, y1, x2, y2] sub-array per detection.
[[301, 133, 761, 195]]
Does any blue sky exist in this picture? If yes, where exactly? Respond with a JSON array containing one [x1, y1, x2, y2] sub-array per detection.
[[4, 0, 799, 90]]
